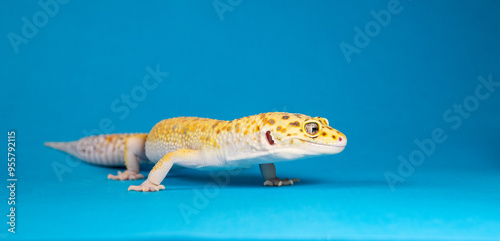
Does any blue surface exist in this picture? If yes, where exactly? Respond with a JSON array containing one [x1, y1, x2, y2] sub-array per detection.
[[1, 0, 500, 240]]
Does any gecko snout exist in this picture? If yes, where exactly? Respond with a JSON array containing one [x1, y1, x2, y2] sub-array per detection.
[[337, 135, 347, 147]]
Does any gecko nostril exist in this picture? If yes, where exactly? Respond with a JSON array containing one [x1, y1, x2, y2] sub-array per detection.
[[339, 137, 343, 142]]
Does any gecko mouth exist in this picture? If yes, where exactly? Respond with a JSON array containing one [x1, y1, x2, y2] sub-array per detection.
[[299, 141, 346, 155], [303, 141, 346, 148]]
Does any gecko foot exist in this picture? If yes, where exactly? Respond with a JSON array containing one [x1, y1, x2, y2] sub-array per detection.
[[108, 171, 145, 181], [263, 178, 300, 187], [128, 179, 165, 192]]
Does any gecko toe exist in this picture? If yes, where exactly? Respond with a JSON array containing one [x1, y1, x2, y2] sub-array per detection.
[[128, 180, 165, 192], [109, 171, 145, 181], [263, 177, 299, 187], [128, 185, 141, 192]]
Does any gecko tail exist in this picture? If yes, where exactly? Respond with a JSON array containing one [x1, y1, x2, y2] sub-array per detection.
[[44, 134, 147, 166], [44, 141, 79, 156], [44, 141, 69, 151]]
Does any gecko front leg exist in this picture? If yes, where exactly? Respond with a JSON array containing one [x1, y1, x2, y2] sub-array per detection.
[[260, 163, 300, 187], [108, 135, 147, 180], [128, 149, 200, 192]]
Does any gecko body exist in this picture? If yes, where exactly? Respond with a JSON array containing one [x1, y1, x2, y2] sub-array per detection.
[[45, 112, 347, 191]]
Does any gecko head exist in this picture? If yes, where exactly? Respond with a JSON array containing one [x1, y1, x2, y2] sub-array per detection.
[[260, 113, 347, 160]]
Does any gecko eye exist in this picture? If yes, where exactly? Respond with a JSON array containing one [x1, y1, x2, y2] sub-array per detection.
[[303, 120, 321, 137]]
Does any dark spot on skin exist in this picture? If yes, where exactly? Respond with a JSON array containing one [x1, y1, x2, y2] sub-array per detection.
[[268, 119, 275, 125], [227, 127, 231, 131], [336, 131, 340, 134], [289, 121, 300, 127], [287, 134, 292, 136], [299, 129, 303, 132], [212, 123, 218, 128], [266, 131, 275, 145], [281, 128, 287, 133], [332, 135, 336, 139], [277, 126, 281, 131], [282, 116, 289, 120], [322, 132, 327, 137], [326, 126, 333, 130], [216, 130, 220, 134], [255, 126, 260, 131]]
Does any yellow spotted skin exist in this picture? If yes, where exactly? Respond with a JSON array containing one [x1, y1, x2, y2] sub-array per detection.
[[144, 112, 347, 168]]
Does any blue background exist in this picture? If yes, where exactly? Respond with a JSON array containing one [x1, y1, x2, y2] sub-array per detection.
[[1, 0, 500, 240]]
